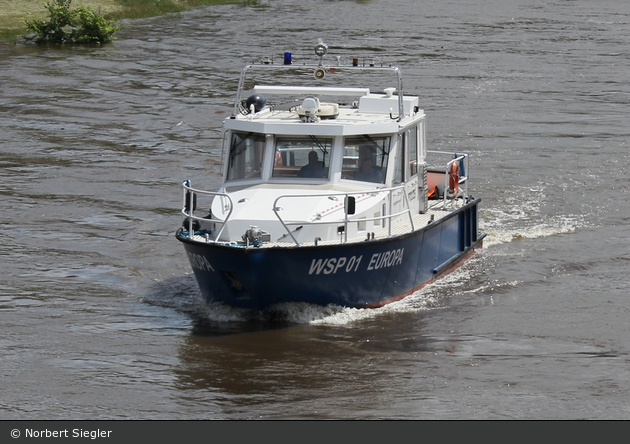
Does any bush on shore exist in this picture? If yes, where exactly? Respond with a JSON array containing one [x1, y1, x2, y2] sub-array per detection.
[[0, 0, 250, 43], [23, 0, 119, 44]]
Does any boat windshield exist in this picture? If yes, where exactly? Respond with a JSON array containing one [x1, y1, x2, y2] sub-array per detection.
[[272, 136, 332, 179], [226, 132, 266, 181], [342, 135, 390, 184]]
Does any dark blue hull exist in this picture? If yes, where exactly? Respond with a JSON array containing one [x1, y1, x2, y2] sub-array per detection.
[[176, 199, 484, 310]]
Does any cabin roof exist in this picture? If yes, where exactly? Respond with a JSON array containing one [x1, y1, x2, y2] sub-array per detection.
[[225, 92, 423, 136]]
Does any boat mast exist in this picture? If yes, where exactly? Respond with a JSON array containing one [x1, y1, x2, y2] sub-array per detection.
[[231, 41, 406, 121]]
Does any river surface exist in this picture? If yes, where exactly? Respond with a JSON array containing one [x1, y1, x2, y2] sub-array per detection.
[[1, 0, 629, 420]]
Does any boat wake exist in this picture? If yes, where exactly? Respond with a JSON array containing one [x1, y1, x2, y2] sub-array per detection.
[[144, 265, 484, 329], [481, 184, 585, 248]]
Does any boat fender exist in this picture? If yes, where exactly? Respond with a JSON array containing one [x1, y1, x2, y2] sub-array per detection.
[[448, 161, 460, 199]]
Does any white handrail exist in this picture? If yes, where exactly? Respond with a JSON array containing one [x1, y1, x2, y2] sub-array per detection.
[[272, 185, 414, 246], [254, 85, 370, 97], [233, 64, 405, 120], [180, 180, 233, 242], [181, 181, 414, 246], [426, 151, 469, 208]]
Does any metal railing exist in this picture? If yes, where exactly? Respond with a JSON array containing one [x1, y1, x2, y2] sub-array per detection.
[[272, 185, 415, 246], [233, 64, 406, 121], [426, 151, 469, 209], [180, 181, 415, 247], [181, 180, 233, 242], [181, 151, 470, 246]]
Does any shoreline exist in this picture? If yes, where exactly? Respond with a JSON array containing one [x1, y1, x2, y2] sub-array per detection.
[[0, 0, 239, 41]]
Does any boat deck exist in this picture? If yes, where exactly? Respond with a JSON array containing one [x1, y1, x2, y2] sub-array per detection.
[[189, 198, 464, 248]]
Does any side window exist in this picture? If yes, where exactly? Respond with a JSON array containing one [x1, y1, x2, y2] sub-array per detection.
[[408, 126, 418, 177], [394, 133, 404, 185], [226, 132, 265, 181], [394, 127, 418, 184]]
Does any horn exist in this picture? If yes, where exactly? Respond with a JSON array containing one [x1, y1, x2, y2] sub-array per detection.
[[313, 68, 326, 80]]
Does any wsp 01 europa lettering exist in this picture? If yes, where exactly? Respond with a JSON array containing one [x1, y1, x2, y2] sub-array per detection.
[[367, 248, 404, 270], [308, 248, 404, 275], [187, 252, 215, 272], [309, 255, 363, 275]]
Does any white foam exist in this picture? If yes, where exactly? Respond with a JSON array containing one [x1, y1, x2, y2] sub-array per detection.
[[461, 279, 520, 296], [484, 221, 578, 247], [480, 184, 585, 247]]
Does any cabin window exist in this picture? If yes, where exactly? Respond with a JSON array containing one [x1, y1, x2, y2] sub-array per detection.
[[394, 133, 404, 185], [226, 132, 265, 181], [395, 127, 419, 184], [408, 126, 418, 177], [343, 135, 390, 184], [272, 136, 331, 178]]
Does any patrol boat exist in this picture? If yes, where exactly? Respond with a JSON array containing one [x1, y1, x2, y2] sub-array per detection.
[[176, 41, 485, 310]]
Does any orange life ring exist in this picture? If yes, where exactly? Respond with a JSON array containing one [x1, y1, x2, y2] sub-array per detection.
[[448, 161, 460, 199]]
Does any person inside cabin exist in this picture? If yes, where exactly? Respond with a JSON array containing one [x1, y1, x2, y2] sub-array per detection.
[[355, 158, 383, 183], [297, 150, 325, 178]]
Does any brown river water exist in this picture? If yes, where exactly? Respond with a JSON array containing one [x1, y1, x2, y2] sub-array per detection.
[[1, 0, 629, 419]]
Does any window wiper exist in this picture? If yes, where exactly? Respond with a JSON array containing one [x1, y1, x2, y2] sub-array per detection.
[[361, 134, 388, 154], [230, 132, 254, 159], [309, 135, 329, 156]]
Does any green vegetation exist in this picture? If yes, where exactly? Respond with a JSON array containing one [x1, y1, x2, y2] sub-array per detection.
[[23, 0, 119, 43], [0, 0, 255, 43]]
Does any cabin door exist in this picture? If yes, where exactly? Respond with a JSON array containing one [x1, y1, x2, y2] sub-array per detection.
[[393, 128, 421, 219], [413, 120, 428, 213]]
